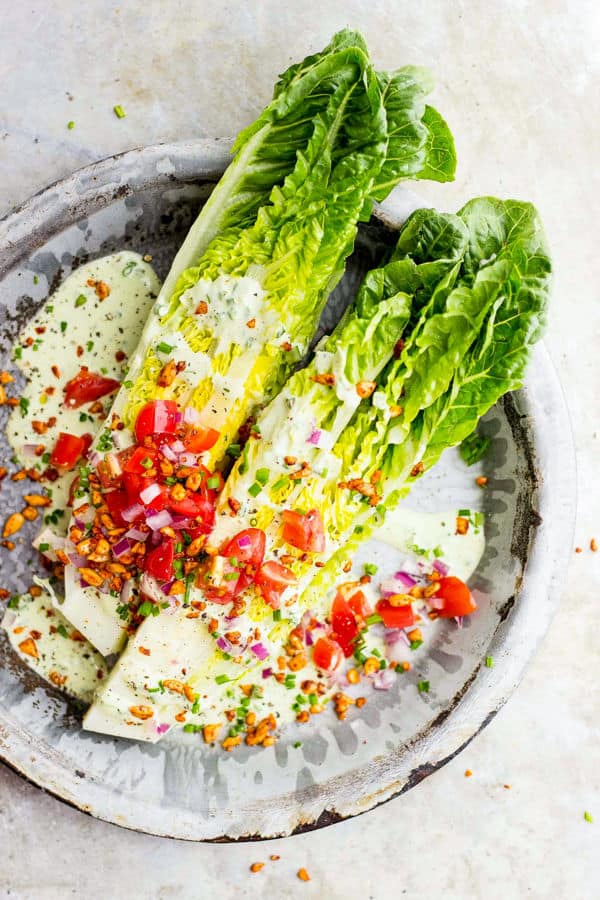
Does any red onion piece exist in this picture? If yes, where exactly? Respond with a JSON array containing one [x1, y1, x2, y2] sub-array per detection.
[[250, 642, 269, 660], [433, 558, 449, 576], [170, 440, 186, 454], [122, 502, 144, 523], [120, 578, 134, 604], [216, 636, 233, 654], [160, 578, 175, 596], [373, 668, 396, 690], [140, 482, 161, 505], [183, 406, 201, 425], [146, 509, 173, 531], [156, 723, 170, 735], [112, 537, 132, 558], [161, 444, 178, 463], [429, 596, 445, 610], [139, 573, 165, 603], [68, 552, 87, 568], [305, 631, 314, 646], [125, 527, 148, 542], [87, 449, 102, 468], [237, 535, 251, 550], [394, 570, 417, 588], [179, 452, 197, 467], [261, 667, 273, 679], [381, 578, 402, 597], [384, 628, 403, 646], [307, 427, 321, 445]]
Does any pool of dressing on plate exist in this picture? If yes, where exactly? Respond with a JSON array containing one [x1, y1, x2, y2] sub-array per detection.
[[3, 254, 485, 722]]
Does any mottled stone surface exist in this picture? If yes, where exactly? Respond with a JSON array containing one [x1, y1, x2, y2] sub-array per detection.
[[0, 1, 599, 897]]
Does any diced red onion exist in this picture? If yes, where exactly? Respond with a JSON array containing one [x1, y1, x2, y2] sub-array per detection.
[[22, 443, 40, 456], [68, 552, 87, 568], [429, 596, 444, 610], [455, 616, 464, 629], [179, 452, 197, 467], [156, 723, 170, 735], [384, 628, 403, 646], [305, 631, 314, 646], [170, 440, 186, 454], [216, 636, 233, 653], [433, 559, 449, 576], [307, 428, 321, 445], [262, 667, 273, 679], [74, 518, 85, 530], [146, 509, 173, 531], [183, 406, 201, 425], [174, 411, 183, 425], [112, 537, 132, 558], [149, 530, 162, 546], [394, 570, 417, 588], [125, 527, 147, 542], [139, 573, 165, 603], [381, 578, 402, 598], [250, 642, 269, 661], [87, 449, 102, 468], [373, 668, 396, 690], [237, 534, 251, 550], [160, 578, 175, 596], [122, 502, 144, 523], [140, 483, 161, 505], [161, 444, 178, 463]]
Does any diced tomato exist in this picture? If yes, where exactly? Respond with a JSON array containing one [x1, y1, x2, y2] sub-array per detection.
[[144, 538, 174, 582], [105, 489, 130, 526], [255, 561, 297, 609], [134, 400, 178, 443], [313, 636, 343, 672], [63, 367, 120, 409], [331, 593, 359, 657], [169, 492, 214, 521], [347, 589, 372, 620], [123, 446, 158, 474], [281, 508, 326, 553], [434, 576, 477, 618], [222, 528, 266, 569], [376, 598, 415, 629], [122, 470, 146, 502], [143, 484, 171, 512], [50, 432, 87, 470], [182, 426, 220, 453]]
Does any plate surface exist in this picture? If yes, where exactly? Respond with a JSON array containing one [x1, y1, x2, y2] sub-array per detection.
[[0, 141, 576, 840]]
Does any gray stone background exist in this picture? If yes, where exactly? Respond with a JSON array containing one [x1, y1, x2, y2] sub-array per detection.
[[0, 1, 598, 897]]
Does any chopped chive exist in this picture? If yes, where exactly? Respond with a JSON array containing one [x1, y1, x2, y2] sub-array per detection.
[[165, 476, 177, 485], [14, 346, 22, 359], [60, 321, 67, 333], [365, 613, 383, 626], [272, 609, 282, 622], [207, 476, 220, 490], [364, 563, 378, 576], [123, 380, 134, 389], [67, 120, 75, 130], [156, 341, 173, 354], [223, 572, 238, 582], [372, 648, 381, 658], [284, 674, 296, 688], [19, 397, 29, 417], [183, 723, 203, 734], [271, 475, 290, 492], [458, 509, 471, 517], [39, 542, 50, 552], [113, 104, 126, 119], [75, 294, 87, 308], [86, 340, 94, 352], [308, 693, 318, 706], [191, 697, 200, 714], [410, 639, 423, 651], [226, 443, 241, 459], [140, 456, 153, 469], [248, 482, 262, 498], [33, 275, 39, 285], [215, 674, 229, 685], [7, 596, 20, 610], [56, 624, 69, 638], [122, 260, 137, 276], [255, 467, 269, 486], [418, 680, 430, 693], [485, 655, 494, 668], [584, 811, 593, 823]]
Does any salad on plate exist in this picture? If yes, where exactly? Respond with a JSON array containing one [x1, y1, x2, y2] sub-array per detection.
[[0, 30, 551, 752]]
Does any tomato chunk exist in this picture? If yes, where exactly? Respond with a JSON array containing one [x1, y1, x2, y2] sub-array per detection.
[[434, 576, 477, 618], [183, 426, 220, 453], [331, 593, 359, 657], [50, 432, 87, 470], [376, 598, 415, 629], [281, 508, 325, 553], [313, 636, 343, 672], [255, 560, 297, 609], [205, 529, 267, 603], [144, 538, 174, 582], [347, 589, 372, 620], [135, 400, 178, 443], [63, 367, 120, 409], [105, 489, 130, 527], [123, 446, 158, 474], [222, 528, 266, 570]]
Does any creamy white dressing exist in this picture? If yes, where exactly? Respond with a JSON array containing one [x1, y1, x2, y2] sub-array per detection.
[[2, 589, 107, 703], [8, 252, 160, 516]]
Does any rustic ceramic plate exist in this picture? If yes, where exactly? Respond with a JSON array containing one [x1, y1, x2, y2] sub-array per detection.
[[0, 141, 576, 840]]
